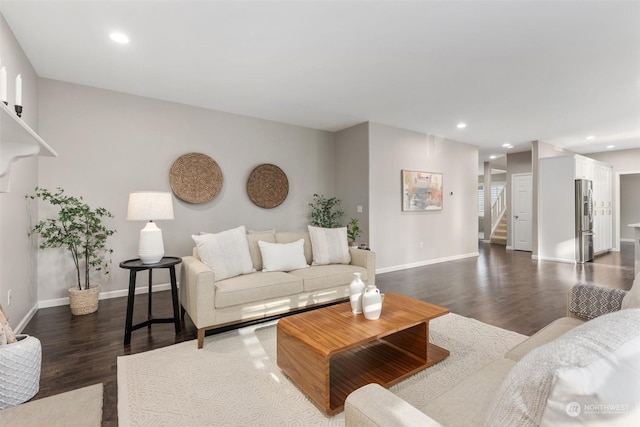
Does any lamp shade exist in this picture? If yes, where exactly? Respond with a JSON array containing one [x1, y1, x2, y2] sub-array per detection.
[[127, 192, 174, 221]]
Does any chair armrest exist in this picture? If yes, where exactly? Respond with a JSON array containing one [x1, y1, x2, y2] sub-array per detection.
[[179, 255, 216, 328], [349, 248, 376, 285], [345, 384, 443, 427], [567, 284, 627, 320]]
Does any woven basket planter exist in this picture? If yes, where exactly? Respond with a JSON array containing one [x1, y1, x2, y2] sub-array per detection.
[[68, 285, 100, 316], [0, 335, 42, 409]]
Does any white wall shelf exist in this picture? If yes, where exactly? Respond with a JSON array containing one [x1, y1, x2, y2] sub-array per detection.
[[0, 102, 57, 191]]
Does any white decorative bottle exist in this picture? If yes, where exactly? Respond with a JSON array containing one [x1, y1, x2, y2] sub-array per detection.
[[362, 284, 382, 320], [349, 272, 365, 314]]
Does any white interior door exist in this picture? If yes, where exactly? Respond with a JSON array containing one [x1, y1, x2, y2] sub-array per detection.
[[512, 173, 532, 251]]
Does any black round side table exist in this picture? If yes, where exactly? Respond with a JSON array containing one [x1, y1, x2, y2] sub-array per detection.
[[119, 256, 182, 345]]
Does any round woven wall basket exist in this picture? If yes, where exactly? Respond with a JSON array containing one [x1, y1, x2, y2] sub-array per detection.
[[170, 153, 223, 204], [246, 163, 289, 209], [68, 285, 100, 316]]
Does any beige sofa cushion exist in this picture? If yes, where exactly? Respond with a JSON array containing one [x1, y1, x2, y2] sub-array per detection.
[[308, 225, 351, 265], [424, 358, 516, 426], [246, 231, 276, 271], [192, 226, 254, 280], [487, 308, 640, 426], [289, 265, 368, 292], [276, 232, 312, 264], [505, 317, 584, 362], [215, 272, 303, 308]]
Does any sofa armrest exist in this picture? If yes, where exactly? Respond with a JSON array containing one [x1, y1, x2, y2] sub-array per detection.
[[567, 284, 627, 320], [349, 248, 376, 285], [345, 384, 442, 427], [180, 255, 216, 329]]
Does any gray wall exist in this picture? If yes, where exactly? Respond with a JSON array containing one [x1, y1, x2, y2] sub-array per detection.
[[335, 122, 370, 245], [0, 14, 40, 331], [37, 79, 336, 302], [368, 123, 478, 272]]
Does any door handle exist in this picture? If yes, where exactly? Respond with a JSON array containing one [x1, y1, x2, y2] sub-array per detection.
[[514, 215, 519, 219]]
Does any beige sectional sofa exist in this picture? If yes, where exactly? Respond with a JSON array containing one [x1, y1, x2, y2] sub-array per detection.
[[180, 229, 376, 348], [345, 282, 640, 426]]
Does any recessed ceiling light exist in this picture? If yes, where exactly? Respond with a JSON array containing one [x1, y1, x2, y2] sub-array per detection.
[[110, 32, 130, 44], [489, 155, 497, 159], [606, 145, 615, 149], [456, 123, 467, 129], [502, 143, 514, 149], [586, 136, 596, 140]]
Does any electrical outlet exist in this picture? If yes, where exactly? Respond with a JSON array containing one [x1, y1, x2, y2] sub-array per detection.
[[7, 289, 12, 306], [357, 205, 363, 213], [419, 241, 424, 249]]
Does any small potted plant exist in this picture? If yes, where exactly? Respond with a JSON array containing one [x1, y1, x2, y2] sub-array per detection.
[[26, 187, 116, 315], [309, 193, 344, 228], [347, 217, 362, 247]]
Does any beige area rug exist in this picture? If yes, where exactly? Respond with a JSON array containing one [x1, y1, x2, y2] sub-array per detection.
[[118, 314, 526, 426], [0, 383, 103, 427]]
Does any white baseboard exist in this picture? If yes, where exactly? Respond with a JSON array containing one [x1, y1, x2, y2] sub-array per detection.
[[37, 282, 174, 309], [375, 252, 479, 274], [535, 256, 576, 264], [12, 302, 39, 334]]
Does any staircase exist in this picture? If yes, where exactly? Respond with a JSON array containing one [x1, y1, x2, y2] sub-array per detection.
[[491, 214, 507, 245]]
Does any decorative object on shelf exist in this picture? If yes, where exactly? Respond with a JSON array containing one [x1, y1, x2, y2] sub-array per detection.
[[170, 152, 223, 204], [0, 64, 7, 105], [362, 284, 383, 320], [14, 74, 22, 117], [349, 272, 365, 314], [127, 191, 174, 264], [247, 163, 289, 209], [0, 334, 42, 410], [26, 187, 116, 315], [347, 217, 361, 247], [402, 169, 443, 211], [309, 193, 343, 228]]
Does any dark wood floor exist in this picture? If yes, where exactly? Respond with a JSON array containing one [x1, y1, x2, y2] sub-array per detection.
[[21, 241, 635, 426]]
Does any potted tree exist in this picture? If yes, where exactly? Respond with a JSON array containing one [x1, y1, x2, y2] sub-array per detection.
[[26, 187, 116, 315], [347, 217, 362, 247]]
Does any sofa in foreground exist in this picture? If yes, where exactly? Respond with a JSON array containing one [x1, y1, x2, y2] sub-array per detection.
[[180, 226, 375, 348], [345, 280, 640, 426]]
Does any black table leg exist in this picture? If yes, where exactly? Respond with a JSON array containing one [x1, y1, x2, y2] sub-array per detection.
[[169, 266, 181, 333], [147, 269, 153, 325], [124, 269, 137, 345]]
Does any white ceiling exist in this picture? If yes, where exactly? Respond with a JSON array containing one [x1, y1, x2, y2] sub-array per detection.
[[1, 0, 639, 165]]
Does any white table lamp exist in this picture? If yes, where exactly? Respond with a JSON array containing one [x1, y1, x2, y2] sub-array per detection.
[[127, 192, 174, 264]]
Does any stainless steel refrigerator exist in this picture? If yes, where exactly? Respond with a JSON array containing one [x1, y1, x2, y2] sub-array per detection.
[[575, 179, 594, 263]]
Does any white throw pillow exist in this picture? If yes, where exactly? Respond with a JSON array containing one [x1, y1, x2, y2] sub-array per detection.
[[257, 239, 308, 272], [307, 225, 351, 265], [191, 225, 255, 280], [486, 308, 640, 426], [621, 272, 640, 309]]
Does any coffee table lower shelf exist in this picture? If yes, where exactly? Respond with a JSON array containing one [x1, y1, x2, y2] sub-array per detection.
[[329, 340, 449, 414], [277, 323, 450, 415]]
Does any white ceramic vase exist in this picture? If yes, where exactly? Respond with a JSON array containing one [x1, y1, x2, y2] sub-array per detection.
[[349, 272, 365, 314], [363, 284, 382, 320]]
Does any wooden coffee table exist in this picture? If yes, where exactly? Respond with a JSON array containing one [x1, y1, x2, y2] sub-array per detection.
[[276, 292, 450, 415]]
